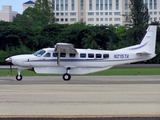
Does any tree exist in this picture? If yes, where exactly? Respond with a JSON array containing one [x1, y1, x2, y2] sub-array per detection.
[[129, 0, 150, 27], [14, 0, 55, 28], [34, 0, 55, 24]]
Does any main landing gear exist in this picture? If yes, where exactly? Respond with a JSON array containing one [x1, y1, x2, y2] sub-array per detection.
[[16, 69, 23, 81], [62, 67, 71, 81]]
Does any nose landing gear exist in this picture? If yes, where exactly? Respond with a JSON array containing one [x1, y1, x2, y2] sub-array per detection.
[[16, 69, 23, 81]]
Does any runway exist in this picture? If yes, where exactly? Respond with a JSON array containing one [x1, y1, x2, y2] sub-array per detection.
[[0, 76, 160, 117]]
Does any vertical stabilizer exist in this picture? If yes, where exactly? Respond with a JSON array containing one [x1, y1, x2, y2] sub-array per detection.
[[140, 25, 157, 54]]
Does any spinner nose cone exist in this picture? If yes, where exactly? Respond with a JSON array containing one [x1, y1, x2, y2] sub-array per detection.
[[5, 57, 12, 62]]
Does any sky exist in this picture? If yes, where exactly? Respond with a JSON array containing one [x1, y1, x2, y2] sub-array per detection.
[[0, 0, 30, 14]]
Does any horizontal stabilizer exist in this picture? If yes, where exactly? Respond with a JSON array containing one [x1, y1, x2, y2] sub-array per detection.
[[136, 52, 151, 55]]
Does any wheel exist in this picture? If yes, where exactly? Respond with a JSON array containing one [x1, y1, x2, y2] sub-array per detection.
[[16, 74, 23, 81], [63, 73, 71, 81]]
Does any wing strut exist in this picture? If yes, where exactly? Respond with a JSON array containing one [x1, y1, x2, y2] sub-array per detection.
[[57, 51, 60, 65]]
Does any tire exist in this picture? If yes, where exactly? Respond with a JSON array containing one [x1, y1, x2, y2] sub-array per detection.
[[16, 74, 23, 81], [63, 73, 71, 81]]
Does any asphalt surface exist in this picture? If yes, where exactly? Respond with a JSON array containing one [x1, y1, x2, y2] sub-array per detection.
[[0, 76, 160, 118]]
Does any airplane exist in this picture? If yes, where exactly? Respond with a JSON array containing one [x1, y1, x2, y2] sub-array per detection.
[[5, 25, 157, 81]]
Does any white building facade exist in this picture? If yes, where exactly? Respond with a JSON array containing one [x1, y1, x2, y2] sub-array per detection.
[[52, 0, 160, 26], [0, 6, 18, 22]]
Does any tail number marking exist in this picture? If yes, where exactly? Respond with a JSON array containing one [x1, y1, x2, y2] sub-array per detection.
[[114, 54, 129, 59]]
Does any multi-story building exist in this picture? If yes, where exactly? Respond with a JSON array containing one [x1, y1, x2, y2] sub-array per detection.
[[1, 0, 159, 25], [52, 0, 160, 26], [0, 6, 18, 22]]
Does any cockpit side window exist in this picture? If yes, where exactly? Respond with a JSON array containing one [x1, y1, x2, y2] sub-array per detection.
[[33, 49, 46, 57], [44, 52, 51, 57]]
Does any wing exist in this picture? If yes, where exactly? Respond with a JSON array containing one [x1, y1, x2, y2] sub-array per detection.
[[54, 43, 77, 54], [54, 43, 78, 65]]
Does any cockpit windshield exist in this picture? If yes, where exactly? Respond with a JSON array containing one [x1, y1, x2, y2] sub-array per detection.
[[33, 49, 46, 57]]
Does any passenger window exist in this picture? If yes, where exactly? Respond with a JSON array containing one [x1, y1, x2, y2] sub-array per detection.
[[88, 53, 94, 58], [69, 53, 76, 57], [44, 52, 51, 57], [53, 53, 57, 57], [53, 53, 66, 57], [80, 53, 86, 58], [60, 53, 66, 57], [96, 54, 102, 58], [103, 54, 109, 58]]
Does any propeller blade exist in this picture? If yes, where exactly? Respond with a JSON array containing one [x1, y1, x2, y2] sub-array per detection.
[[10, 64, 12, 76]]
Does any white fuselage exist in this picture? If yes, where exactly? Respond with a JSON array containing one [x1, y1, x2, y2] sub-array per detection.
[[9, 48, 155, 74]]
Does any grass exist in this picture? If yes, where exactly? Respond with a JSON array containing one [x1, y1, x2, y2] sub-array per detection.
[[1, 68, 160, 77]]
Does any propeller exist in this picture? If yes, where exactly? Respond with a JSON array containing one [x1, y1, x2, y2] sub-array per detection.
[[7, 47, 12, 76]]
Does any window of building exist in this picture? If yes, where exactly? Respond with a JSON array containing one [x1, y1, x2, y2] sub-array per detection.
[[154, 0, 157, 10], [71, 0, 75, 10], [154, 11, 157, 15], [150, 12, 152, 15], [61, 18, 64, 21], [56, 0, 59, 10], [81, 0, 84, 10], [149, 0, 152, 10], [96, 12, 99, 15], [65, 12, 68, 16], [70, 18, 76, 22], [96, 0, 99, 10], [88, 18, 94, 21], [105, 18, 108, 21], [96, 18, 99, 21], [144, 0, 148, 8], [109, 0, 112, 10], [116, 0, 119, 10], [109, 12, 112, 15], [56, 18, 59, 21], [105, 0, 108, 10], [114, 24, 120, 27], [52, 0, 55, 10], [125, 0, 128, 10], [154, 17, 157, 21], [100, 0, 103, 10], [114, 18, 120, 21], [105, 12, 108, 15], [60, 0, 64, 10], [89, 0, 92, 10], [56, 13, 59, 16], [70, 12, 76, 16], [61, 13, 64, 16], [109, 18, 112, 21], [88, 12, 94, 15], [65, 18, 68, 21], [65, 0, 68, 10], [100, 12, 103, 15], [100, 18, 103, 21], [114, 12, 120, 15]]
